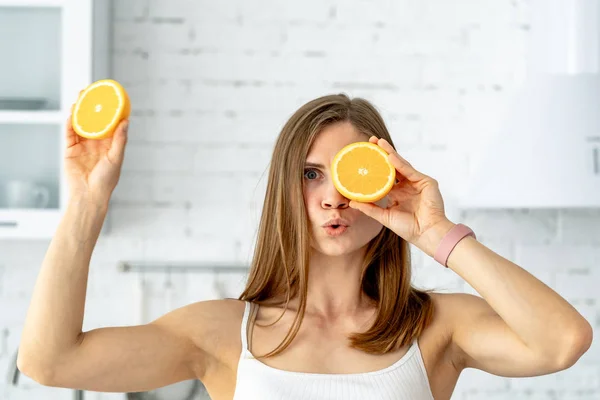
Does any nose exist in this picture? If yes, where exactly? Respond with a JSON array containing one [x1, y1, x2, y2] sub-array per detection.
[[321, 180, 349, 209]]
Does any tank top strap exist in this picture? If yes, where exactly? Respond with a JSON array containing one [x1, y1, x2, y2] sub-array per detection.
[[241, 301, 260, 353], [247, 302, 258, 352], [240, 301, 251, 351]]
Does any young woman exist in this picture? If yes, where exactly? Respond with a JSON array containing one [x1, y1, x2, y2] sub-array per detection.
[[18, 94, 592, 400]]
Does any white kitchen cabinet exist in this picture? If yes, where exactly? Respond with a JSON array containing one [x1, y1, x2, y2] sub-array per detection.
[[0, 0, 111, 238]]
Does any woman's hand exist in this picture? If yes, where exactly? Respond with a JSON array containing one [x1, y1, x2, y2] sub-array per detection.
[[64, 108, 129, 208], [348, 136, 455, 254]]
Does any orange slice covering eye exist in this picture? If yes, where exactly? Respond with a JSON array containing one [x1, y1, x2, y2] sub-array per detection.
[[331, 141, 396, 203]]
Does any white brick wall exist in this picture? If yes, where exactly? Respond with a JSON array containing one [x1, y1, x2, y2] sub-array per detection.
[[1, 0, 598, 399]]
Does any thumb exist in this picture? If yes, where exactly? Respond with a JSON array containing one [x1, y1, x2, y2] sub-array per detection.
[[108, 119, 129, 165], [349, 200, 386, 223]]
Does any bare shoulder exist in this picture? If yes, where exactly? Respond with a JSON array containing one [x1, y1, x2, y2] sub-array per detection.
[[429, 291, 490, 313], [177, 298, 246, 377], [426, 291, 496, 366], [426, 291, 495, 336], [428, 291, 495, 326], [183, 297, 246, 324]]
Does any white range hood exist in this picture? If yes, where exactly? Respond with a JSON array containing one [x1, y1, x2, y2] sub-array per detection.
[[459, 0, 600, 209]]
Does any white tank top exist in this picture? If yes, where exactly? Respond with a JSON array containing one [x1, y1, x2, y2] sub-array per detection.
[[232, 301, 435, 400]]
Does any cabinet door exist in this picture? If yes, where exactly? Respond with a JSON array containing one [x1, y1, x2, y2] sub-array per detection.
[[0, 124, 64, 238], [0, 124, 62, 209], [0, 6, 62, 111], [0, 5, 65, 238]]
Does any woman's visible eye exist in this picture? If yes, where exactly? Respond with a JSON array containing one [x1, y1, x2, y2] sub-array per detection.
[[304, 168, 321, 180]]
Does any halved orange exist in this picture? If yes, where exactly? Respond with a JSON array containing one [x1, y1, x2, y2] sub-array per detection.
[[331, 141, 396, 203], [71, 79, 131, 140]]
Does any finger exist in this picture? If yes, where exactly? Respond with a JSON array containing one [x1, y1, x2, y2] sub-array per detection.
[[108, 119, 129, 165], [376, 138, 426, 182], [373, 139, 404, 184], [388, 152, 427, 182], [375, 138, 399, 157], [66, 90, 85, 147], [66, 115, 79, 147], [376, 138, 410, 165]]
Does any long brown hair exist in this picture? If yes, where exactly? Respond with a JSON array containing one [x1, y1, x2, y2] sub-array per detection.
[[238, 93, 435, 357]]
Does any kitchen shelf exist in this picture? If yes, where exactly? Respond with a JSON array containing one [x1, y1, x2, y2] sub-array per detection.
[[0, 111, 65, 124], [118, 262, 250, 274]]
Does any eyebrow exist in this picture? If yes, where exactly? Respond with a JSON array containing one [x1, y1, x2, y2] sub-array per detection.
[[304, 162, 326, 169]]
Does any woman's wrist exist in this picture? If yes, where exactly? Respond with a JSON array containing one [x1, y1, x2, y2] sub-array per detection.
[[413, 219, 457, 259], [69, 191, 110, 214]]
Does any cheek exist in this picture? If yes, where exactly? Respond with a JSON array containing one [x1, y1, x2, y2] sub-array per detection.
[[358, 213, 384, 231], [303, 191, 320, 218], [303, 184, 323, 205], [354, 197, 388, 235], [352, 214, 385, 244]]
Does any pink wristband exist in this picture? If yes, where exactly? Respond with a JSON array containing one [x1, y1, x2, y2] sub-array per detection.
[[433, 223, 476, 268]]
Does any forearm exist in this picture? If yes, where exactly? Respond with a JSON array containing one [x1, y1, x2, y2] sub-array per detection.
[[416, 220, 592, 354], [19, 194, 108, 365]]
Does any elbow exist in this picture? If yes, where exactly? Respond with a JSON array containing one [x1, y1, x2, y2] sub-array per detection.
[[16, 350, 57, 387], [554, 320, 594, 370]]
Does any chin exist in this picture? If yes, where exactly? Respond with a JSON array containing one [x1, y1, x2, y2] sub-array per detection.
[[313, 238, 369, 256], [315, 248, 353, 258]]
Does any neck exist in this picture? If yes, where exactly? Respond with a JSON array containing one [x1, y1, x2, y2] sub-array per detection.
[[301, 246, 374, 319]]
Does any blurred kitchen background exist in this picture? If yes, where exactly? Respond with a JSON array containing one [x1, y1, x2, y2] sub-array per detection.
[[1, 0, 599, 399]]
